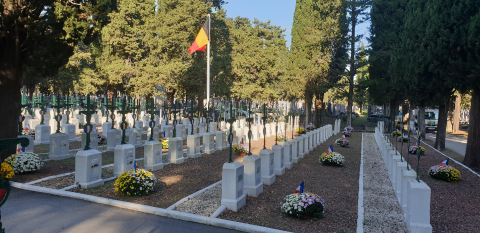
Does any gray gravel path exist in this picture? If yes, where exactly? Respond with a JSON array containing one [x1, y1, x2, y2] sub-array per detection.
[[362, 133, 408, 232]]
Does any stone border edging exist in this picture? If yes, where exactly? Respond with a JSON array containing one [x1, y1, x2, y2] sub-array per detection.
[[414, 136, 480, 178], [210, 205, 227, 218], [167, 181, 222, 210], [356, 133, 365, 233], [10, 182, 290, 233]]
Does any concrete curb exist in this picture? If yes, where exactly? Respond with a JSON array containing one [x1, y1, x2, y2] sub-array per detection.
[[356, 133, 365, 233], [210, 205, 227, 218], [10, 182, 290, 233], [415, 136, 480, 178], [167, 181, 222, 210]]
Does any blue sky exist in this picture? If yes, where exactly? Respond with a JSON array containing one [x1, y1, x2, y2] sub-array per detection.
[[222, 0, 370, 49]]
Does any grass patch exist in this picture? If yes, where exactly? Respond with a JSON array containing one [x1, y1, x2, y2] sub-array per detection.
[[423, 139, 464, 163], [352, 114, 368, 127]]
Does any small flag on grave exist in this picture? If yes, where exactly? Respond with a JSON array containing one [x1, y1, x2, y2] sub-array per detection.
[[341, 133, 346, 140], [134, 160, 139, 172], [325, 145, 333, 153], [294, 182, 304, 194], [439, 158, 449, 166]]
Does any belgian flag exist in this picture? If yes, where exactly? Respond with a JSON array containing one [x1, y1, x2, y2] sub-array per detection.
[[188, 18, 210, 54]]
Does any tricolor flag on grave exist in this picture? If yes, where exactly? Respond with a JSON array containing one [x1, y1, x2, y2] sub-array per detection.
[[325, 145, 333, 153], [295, 182, 303, 193], [403, 132, 405, 137], [294, 182, 304, 194], [439, 158, 449, 166], [188, 18, 210, 54], [341, 133, 346, 140], [134, 160, 139, 172]]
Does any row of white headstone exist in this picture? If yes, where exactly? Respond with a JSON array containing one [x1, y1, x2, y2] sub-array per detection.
[[221, 124, 334, 212], [374, 121, 432, 233], [333, 119, 341, 135]]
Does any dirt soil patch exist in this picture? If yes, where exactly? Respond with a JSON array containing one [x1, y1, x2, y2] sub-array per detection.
[[219, 131, 362, 233]]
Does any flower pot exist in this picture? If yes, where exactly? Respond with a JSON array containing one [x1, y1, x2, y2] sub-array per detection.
[[239, 153, 246, 156]]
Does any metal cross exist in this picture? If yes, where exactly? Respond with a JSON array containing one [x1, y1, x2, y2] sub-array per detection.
[[262, 103, 268, 149], [51, 94, 65, 134], [246, 100, 253, 155], [275, 102, 280, 145], [171, 100, 180, 138], [131, 97, 141, 128], [416, 132, 422, 182], [34, 94, 48, 125], [188, 100, 197, 135], [79, 94, 98, 150], [117, 96, 131, 144], [227, 102, 236, 163], [147, 98, 159, 141], [104, 96, 117, 128]]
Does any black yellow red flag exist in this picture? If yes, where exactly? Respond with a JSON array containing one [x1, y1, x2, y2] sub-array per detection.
[[188, 18, 210, 54]]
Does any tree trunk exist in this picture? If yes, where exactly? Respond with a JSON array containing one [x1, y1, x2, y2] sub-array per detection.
[[0, 17, 23, 160], [446, 97, 454, 132], [418, 106, 426, 140], [434, 100, 449, 151], [314, 92, 324, 128], [463, 88, 480, 170], [347, 0, 356, 126], [305, 92, 312, 127], [453, 94, 461, 134]]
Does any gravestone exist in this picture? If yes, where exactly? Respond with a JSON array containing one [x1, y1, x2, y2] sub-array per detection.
[[169, 137, 184, 164], [282, 141, 293, 169], [243, 154, 263, 197], [272, 145, 285, 176], [114, 143, 135, 177], [107, 129, 121, 151], [144, 141, 164, 171], [49, 133, 70, 160], [34, 124, 51, 144], [297, 135, 305, 158], [215, 130, 227, 150], [75, 149, 104, 188], [203, 132, 216, 154], [221, 161, 247, 212], [17, 135, 34, 153], [187, 134, 201, 158], [259, 149, 275, 185], [81, 131, 98, 150], [62, 124, 76, 142]]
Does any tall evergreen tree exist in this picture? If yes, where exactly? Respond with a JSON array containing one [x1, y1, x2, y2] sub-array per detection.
[[288, 0, 345, 127], [344, 0, 370, 125], [0, 0, 111, 158], [422, 0, 480, 167]]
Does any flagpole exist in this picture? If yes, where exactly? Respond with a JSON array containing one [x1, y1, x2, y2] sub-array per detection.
[[206, 14, 211, 111]]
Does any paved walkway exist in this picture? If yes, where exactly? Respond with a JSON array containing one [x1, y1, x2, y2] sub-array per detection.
[[425, 133, 467, 156], [3, 188, 240, 233]]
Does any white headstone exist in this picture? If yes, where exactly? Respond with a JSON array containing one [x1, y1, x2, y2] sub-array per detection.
[[259, 149, 275, 185], [272, 145, 285, 176], [113, 144, 135, 177], [106, 129, 121, 151], [243, 155, 263, 197], [75, 149, 104, 188], [290, 138, 299, 163], [17, 135, 34, 153], [144, 141, 164, 171], [187, 134, 201, 158], [62, 124, 76, 142], [203, 133, 216, 154], [81, 132, 98, 150], [215, 131, 227, 151], [221, 162, 247, 212], [34, 124, 51, 144], [282, 141, 293, 169], [169, 137, 184, 164]]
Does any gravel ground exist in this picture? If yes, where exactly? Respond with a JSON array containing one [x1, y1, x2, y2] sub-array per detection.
[[388, 134, 480, 233], [219, 130, 361, 233], [362, 133, 408, 232], [175, 183, 223, 217], [33, 174, 75, 189]]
